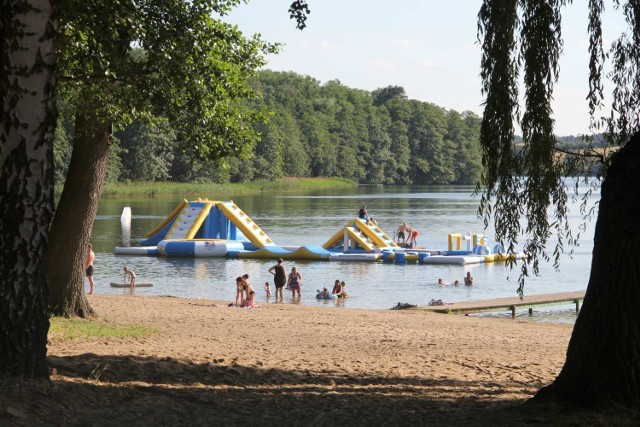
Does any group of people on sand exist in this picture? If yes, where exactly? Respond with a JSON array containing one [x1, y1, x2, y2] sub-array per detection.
[[437, 272, 474, 287], [266, 258, 303, 302], [396, 222, 419, 248]]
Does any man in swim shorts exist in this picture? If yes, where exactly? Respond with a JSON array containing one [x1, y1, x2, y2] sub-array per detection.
[[85, 243, 95, 294], [268, 258, 287, 302], [396, 223, 408, 244]]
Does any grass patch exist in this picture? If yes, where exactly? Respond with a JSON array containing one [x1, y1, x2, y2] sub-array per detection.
[[92, 177, 356, 198], [50, 317, 158, 340]]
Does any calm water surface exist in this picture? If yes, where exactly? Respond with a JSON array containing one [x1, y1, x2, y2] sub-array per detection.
[[91, 185, 597, 321]]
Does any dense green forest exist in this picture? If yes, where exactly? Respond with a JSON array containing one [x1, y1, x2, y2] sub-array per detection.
[[54, 70, 484, 186]]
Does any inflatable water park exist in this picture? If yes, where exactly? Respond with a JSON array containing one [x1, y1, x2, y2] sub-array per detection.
[[114, 198, 526, 265]]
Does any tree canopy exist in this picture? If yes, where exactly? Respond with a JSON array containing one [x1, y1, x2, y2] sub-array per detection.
[[54, 71, 484, 186]]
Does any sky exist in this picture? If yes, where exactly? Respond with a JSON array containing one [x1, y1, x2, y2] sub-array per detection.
[[226, 1, 626, 136]]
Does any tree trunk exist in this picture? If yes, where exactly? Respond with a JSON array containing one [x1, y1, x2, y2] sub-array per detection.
[[535, 133, 640, 408], [48, 95, 111, 317], [0, 0, 56, 379]]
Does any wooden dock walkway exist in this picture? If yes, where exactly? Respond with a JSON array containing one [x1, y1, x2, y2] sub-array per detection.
[[419, 290, 586, 318]]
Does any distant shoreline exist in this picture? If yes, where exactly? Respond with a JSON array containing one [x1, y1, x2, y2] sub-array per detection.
[[55, 177, 357, 198]]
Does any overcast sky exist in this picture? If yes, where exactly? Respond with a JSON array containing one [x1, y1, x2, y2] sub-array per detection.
[[227, 1, 626, 136]]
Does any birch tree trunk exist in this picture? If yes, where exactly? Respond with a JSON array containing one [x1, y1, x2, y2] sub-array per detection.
[[0, 0, 56, 379]]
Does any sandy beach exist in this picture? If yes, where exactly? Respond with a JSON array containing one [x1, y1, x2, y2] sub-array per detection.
[[2, 294, 626, 426]]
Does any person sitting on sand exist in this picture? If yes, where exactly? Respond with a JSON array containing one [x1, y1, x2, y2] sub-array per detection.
[[464, 272, 474, 286], [264, 282, 271, 300], [243, 291, 259, 308], [123, 265, 136, 288]]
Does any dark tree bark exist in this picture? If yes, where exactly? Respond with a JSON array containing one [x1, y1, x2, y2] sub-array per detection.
[[535, 133, 640, 408], [0, 0, 56, 379], [48, 96, 111, 317]]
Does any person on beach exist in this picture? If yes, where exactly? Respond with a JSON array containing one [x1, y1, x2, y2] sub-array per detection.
[[287, 266, 302, 298], [85, 243, 95, 295], [242, 274, 254, 300], [464, 272, 474, 286], [123, 265, 136, 288], [268, 258, 287, 302], [264, 282, 271, 300], [243, 291, 259, 308], [235, 276, 246, 306]]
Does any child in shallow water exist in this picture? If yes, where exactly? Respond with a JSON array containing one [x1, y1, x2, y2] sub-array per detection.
[[123, 265, 136, 288]]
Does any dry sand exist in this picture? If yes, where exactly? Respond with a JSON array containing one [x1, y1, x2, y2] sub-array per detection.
[[1, 294, 625, 426]]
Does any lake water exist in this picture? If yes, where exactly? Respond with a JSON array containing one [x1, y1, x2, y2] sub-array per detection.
[[91, 185, 597, 321]]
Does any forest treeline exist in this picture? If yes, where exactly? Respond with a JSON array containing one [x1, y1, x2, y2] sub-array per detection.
[[54, 70, 484, 186]]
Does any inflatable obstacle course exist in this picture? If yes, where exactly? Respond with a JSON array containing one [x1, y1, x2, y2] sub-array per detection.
[[115, 198, 526, 264], [323, 219, 398, 252]]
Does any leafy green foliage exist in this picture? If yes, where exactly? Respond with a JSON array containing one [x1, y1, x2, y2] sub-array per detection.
[[54, 71, 484, 185], [57, 0, 280, 161], [289, 0, 311, 30]]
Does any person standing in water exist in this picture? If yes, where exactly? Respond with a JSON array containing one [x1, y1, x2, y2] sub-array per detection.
[[287, 266, 303, 298], [123, 265, 136, 288], [464, 271, 474, 286], [85, 243, 95, 295], [268, 258, 287, 302]]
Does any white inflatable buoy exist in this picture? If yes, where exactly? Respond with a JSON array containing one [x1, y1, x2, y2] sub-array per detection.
[[121, 207, 132, 224], [121, 207, 132, 246]]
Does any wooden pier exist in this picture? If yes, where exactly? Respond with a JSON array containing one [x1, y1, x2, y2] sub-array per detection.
[[419, 290, 585, 319]]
